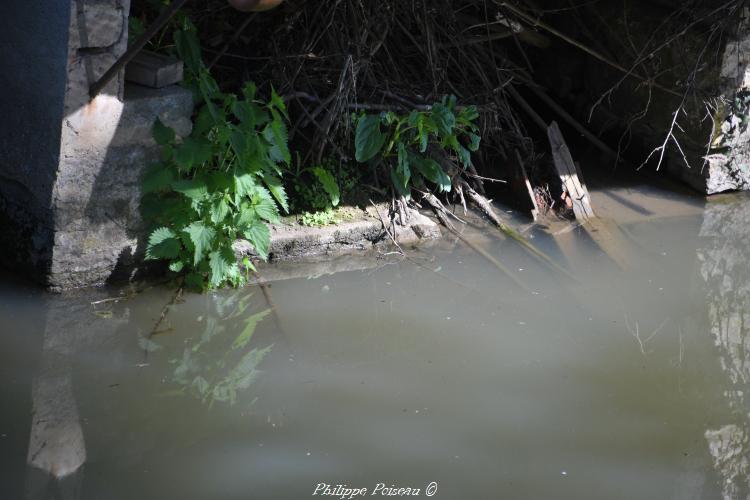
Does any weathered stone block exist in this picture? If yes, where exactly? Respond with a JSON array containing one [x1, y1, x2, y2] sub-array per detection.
[[49, 84, 194, 290], [111, 84, 193, 147], [68, 0, 128, 50]]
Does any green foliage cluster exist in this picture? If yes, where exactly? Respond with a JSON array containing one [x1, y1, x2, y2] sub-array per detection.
[[354, 95, 481, 198], [300, 208, 340, 227], [287, 156, 362, 213], [142, 22, 289, 289]]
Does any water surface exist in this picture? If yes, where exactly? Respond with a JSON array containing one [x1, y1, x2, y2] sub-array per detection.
[[2, 187, 750, 500]]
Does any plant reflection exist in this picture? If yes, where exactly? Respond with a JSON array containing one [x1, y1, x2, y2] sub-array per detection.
[[145, 291, 273, 407]]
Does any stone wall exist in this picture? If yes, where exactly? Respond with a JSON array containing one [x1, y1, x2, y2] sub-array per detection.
[[0, 0, 194, 290]]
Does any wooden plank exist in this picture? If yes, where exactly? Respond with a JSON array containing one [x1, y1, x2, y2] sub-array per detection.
[[125, 50, 184, 89], [509, 149, 540, 220], [547, 121, 595, 221], [545, 122, 640, 269]]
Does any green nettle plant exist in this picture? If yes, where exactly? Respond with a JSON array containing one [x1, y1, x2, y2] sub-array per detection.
[[353, 95, 481, 197], [141, 22, 289, 289]]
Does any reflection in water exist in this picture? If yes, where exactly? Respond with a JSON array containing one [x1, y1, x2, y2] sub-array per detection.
[[24, 292, 131, 500], [147, 292, 273, 407], [26, 354, 85, 500], [699, 198, 750, 499], [21, 288, 274, 500], [12, 190, 750, 499]]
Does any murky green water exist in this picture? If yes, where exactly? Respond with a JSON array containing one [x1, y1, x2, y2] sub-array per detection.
[[2, 188, 750, 500]]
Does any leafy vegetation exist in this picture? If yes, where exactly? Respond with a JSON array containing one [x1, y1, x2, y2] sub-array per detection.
[[286, 156, 363, 213], [353, 95, 481, 198], [142, 20, 289, 289], [300, 208, 340, 227]]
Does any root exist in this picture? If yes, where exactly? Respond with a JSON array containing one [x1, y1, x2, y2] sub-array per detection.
[[370, 200, 404, 254]]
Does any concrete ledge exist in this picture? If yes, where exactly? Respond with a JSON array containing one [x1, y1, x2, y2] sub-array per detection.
[[234, 205, 441, 264]]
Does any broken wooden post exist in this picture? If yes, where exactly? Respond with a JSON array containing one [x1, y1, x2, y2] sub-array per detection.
[[547, 121, 595, 221], [546, 122, 636, 269]]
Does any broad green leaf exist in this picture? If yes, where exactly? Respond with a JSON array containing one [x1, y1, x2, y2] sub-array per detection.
[[456, 144, 472, 168], [185, 221, 215, 266], [214, 123, 232, 144], [382, 111, 397, 125], [234, 172, 256, 198], [198, 72, 221, 120], [146, 227, 181, 260], [442, 94, 458, 110], [253, 194, 280, 222], [230, 128, 260, 170], [174, 24, 203, 75], [169, 260, 185, 273], [142, 195, 192, 226], [174, 137, 213, 171], [264, 110, 291, 165], [172, 178, 209, 202], [458, 105, 480, 123], [468, 133, 481, 152], [209, 171, 233, 193], [270, 87, 288, 119], [396, 143, 411, 190], [232, 309, 272, 350], [355, 115, 386, 162], [253, 193, 280, 223], [153, 118, 175, 145], [208, 246, 236, 288], [210, 198, 230, 224], [243, 219, 271, 260], [408, 111, 431, 151], [412, 155, 452, 192], [431, 103, 455, 137], [263, 174, 289, 213], [142, 164, 175, 194], [193, 106, 216, 136], [236, 201, 258, 228], [232, 100, 267, 129], [312, 167, 340, 207]]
